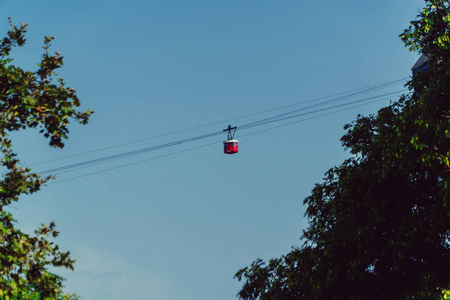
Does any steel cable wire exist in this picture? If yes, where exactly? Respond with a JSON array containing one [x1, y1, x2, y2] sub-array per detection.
[[49, 94, 395, 184], [32, 77, 408, 167], [38, 79, 409, 177]]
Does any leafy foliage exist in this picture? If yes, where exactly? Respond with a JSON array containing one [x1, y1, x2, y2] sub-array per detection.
[[0, 19, 92, 299], [235, 1, 450, 299]]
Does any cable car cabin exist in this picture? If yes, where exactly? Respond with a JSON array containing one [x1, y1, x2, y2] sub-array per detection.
[[223, 125, 238, 154], [224, 139, 239, 154]]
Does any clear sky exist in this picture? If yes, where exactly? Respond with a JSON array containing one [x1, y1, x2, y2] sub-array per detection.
[[1, 1, 424, 299]]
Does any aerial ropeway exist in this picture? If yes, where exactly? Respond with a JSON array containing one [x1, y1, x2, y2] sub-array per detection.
[[223, 125, 238, 154]]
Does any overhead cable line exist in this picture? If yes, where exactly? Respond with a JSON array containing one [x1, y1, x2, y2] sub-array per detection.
[[32, 77, 408, 167], [40, 88, 406, 176], [47, 140, 220, 185], [38, 131, 223, 175], [239, 96, 397, 138], [49, 94, 395, 184], [239, 90, 406, 130]]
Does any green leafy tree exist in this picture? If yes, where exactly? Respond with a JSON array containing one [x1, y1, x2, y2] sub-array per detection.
[[0, 19, 92, 299], [235, 1, 450, 299]]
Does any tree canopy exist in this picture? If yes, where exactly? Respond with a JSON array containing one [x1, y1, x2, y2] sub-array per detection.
[[0, 19, 92, 299], [235, 1, 450, 299]]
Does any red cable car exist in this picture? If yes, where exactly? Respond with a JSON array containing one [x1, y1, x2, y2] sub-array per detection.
[[223, 125, 238, 154]]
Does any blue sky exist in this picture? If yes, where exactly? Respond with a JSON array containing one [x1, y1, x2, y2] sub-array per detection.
[[1, 1, 424, 299]]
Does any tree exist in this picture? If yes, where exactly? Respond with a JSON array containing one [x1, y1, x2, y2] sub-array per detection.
[[0, 19, 92, 299], [235, 1, 450, 299]]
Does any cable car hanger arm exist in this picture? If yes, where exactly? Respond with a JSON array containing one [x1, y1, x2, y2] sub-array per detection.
[[223, 125, 237, 140]]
